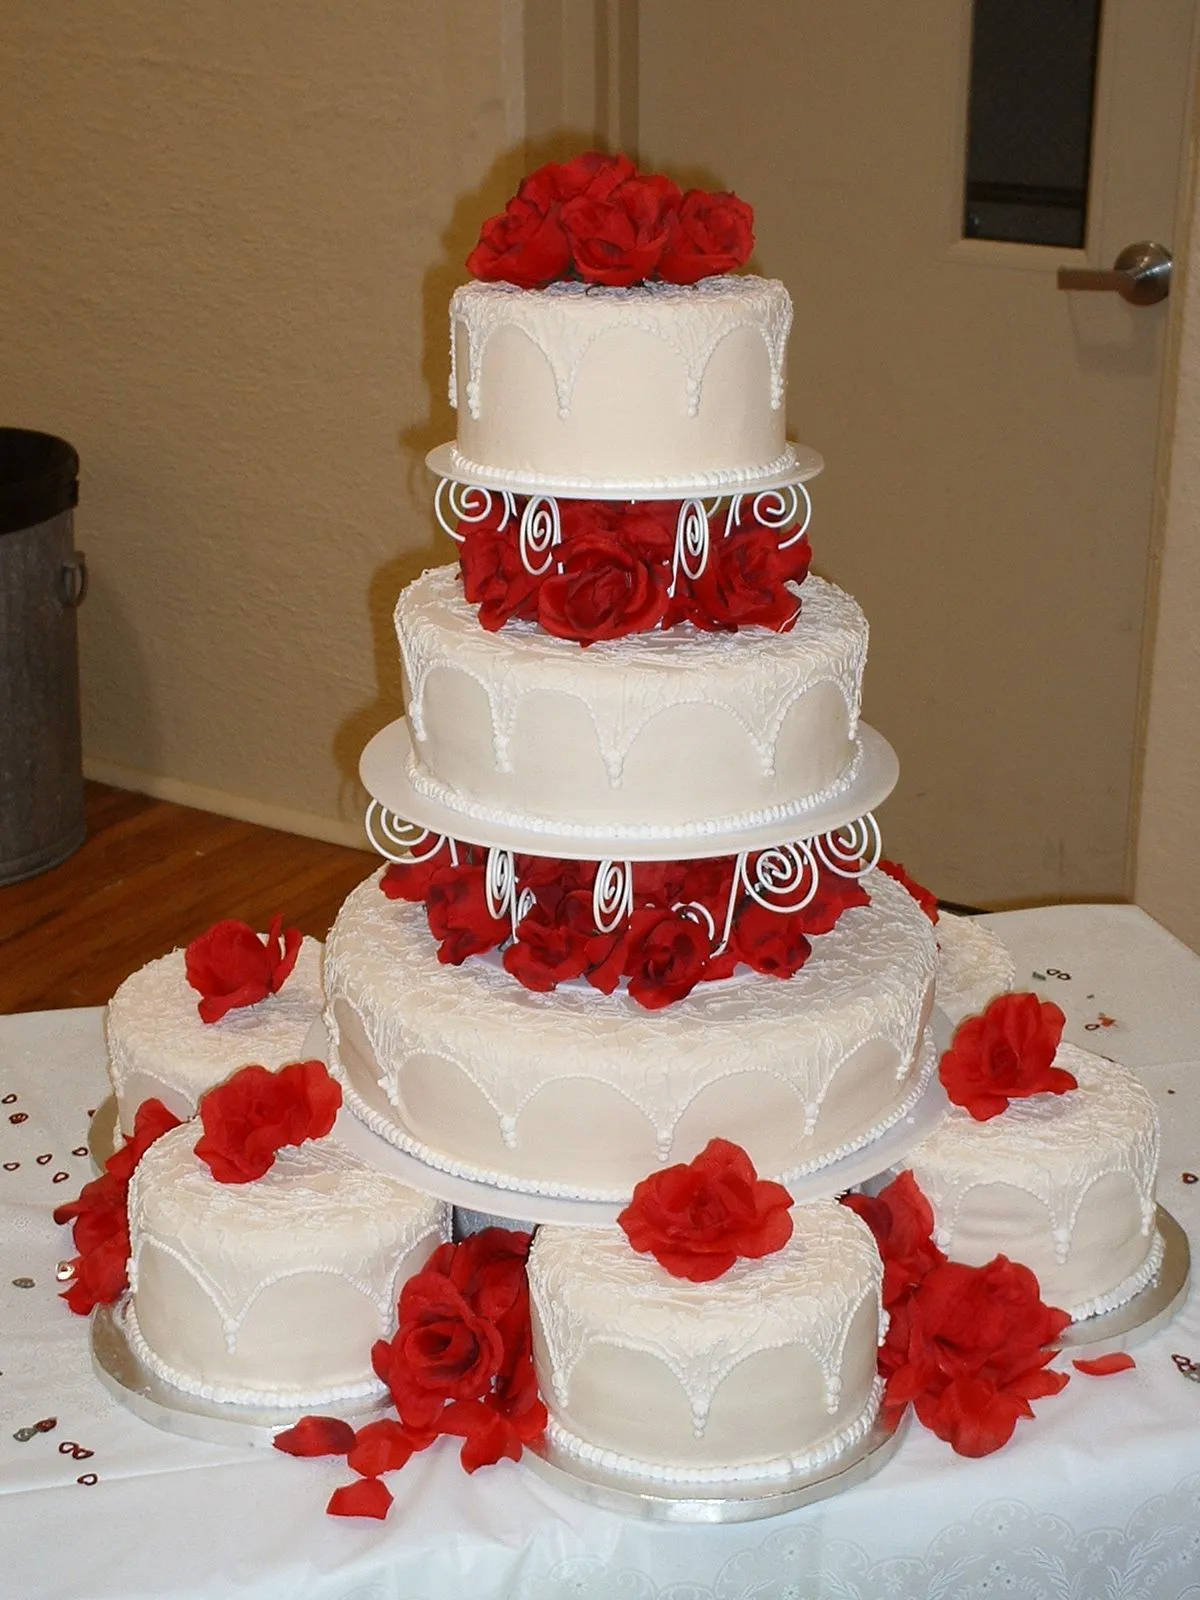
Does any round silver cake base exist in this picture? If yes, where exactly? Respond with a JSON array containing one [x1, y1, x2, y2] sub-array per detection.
[[91, 1301, 390, 1449], [1058, 1206, 1191, 1356], [521, 1412, 908, 1524]]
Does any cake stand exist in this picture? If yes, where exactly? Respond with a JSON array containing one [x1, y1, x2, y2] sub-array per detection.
[[359, 716, 899, 862]]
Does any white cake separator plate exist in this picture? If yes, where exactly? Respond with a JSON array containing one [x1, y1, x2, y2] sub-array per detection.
[[359, 716, 899, 862], [519, 1411, 908, 1524], [426, 440, 825, 501]]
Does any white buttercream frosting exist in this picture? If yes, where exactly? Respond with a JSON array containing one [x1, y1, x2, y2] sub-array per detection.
[[395, 564, 867, 834], [528, 1204, 884, 1480], [106, 937, 324, 1134], [449, 276, 793, 490], [909, 1045, 1160, 1317], [934, 913, 1016, 1025], [126, 1122, 448, 1405], [322, 867, 937, 1199]]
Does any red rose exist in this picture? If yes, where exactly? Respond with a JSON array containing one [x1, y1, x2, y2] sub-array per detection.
[[465, 195, 572, 290], [531, 151, 638, 206], [53, 1096, 182, 1315], [883, 1255, 1071, 1457], [380, 841, 457, 903], [939, 993, 1074, 1122], [458, 500, 540, 630], [537, 532, 668, 644], [689, 519, 802, 632], [618, 1137, 794, 1282], [425, 864, 509, 964], [184, 914, 303, 1024], [561, 172, 682, 287], [347, 1417, 434, 1477], [193, 1059, 342, 1184], [878, 859, 939, 923], [791, 868, 869, 936], [659, 189, 755, 284], [503, 899, 591, 991], [729, 900, 812, 979], [622, 906, 713, 1009], [841, 1170, 946, 1312]]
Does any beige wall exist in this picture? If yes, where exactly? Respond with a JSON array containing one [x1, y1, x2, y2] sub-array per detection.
[[1, 2, 522, 845], [1134, 149, 1200, 951]]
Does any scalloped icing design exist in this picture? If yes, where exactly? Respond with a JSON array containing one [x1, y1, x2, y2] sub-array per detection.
[[322, 867, 937, 1199], [105, 936, 324, 1134], [909, 1045, 1161, 1316], [450, 276, 792, 420], [127, 1123, 449, 1399], [395, 565, 867, 833], [527, 1206, 884, 1475]]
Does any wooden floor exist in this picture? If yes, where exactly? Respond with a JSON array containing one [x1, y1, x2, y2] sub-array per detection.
[[0, 783, 378, 1013]]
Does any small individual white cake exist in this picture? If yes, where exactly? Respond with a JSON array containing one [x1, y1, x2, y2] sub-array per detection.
[[934, 913, 1016, 1025], [125, 1123, 448, 1405], [323, 868, 937, 1200], [908, 1045, 1161, 1319], [396, 565, 868, 839], [528, 1203, 884, 1482], [106, 937, 324, 1134], [448, 276, 794, 490]]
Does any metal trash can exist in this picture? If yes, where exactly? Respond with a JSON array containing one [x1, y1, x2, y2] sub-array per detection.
[[0, 429, 87, 885]]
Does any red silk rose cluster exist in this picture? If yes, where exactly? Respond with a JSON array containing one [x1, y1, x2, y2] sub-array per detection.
[[877, 858, 938, 923], [619, 1138, 794, 1282], [274, 1229, 545, 1517], [53, 1098, 182, 1315], [459, 495, 811, 643], [193, 1060, 342, 1183], [467, 152, 754, 289], [939, 992, 1075, 1122], [184, 914, 303, 1024], [842, 1172, 1071, 1456], [381, 843, 868, 1010]]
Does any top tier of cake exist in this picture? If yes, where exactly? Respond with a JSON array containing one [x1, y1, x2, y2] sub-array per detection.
[[446, 276, 798, 493]]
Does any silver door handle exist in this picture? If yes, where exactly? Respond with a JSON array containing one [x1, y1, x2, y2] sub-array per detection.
[[1057, 241, 1171, 305]]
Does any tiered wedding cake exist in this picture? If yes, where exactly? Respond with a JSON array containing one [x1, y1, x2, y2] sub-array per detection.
[[62, 156, 1173, 1501]]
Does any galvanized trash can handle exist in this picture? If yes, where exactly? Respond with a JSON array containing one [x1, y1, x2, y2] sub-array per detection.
[[60, 551, 88, 608]]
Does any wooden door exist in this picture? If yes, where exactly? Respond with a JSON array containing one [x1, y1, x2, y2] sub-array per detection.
[[634, 0, 1197, 904]]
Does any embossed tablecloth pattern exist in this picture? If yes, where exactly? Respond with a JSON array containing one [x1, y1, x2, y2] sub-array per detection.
[[1, 905, 1198, 1600]]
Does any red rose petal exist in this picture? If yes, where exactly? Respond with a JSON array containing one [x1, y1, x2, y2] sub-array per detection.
[[347, 1418, 425, 1477], [1072, 1352, 1136, 1376], [326, 1477, 393, 1519], [272, 1415, 356, 1457]]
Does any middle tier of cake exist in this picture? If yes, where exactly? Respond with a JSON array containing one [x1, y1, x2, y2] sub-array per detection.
[[396, 564, 868, 837], [323, 867, 937, 1200]]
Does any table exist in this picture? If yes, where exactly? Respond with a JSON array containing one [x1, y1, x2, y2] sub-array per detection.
[[2, 906, 1199, 1599]]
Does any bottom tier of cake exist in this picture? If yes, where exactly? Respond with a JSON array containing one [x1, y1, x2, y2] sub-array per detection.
[[323, 867, 938, 1199]]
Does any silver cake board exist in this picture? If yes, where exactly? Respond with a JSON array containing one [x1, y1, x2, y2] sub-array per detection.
[[91, 1301, 391, 1449], [520, 1412, 909, 1524]]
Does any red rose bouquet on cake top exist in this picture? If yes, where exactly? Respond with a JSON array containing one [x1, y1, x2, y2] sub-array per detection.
[[467, 152, 754, 290], [184, 914, 303, 1024], [938, 991, 1075, 1121]]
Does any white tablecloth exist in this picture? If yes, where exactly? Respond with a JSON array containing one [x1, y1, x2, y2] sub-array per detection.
[[1, 906, 1198, 1599]]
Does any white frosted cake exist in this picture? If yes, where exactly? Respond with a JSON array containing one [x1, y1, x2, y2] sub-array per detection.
[[125, 1122, 448, 1405], [908, 1044, 1161, 1318], [324, 867, 937, 1198], [528, 1202, 884, 1482], [397, 565, 867, 837], [449, 276, 794, 490], [933, 912, 1016, 1025], [107, 936, 324, 1133]]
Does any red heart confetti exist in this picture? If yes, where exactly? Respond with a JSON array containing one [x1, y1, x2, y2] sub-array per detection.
[[1, 1094, 16, 1105], [52, 1172, 69, 1184], [59, 1442, 93, 1460], [72, 1147, 87, 1158], [12, 1278, 35, 1289], [35, 1154, 52, 1166], [77, 1474, 98, 1486], [9, 1113, 27, 1125], [3, 1163, 18, 1172], [1184, 1173, 1198, 1185]]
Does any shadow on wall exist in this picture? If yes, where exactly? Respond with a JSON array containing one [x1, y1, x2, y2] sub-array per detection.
[[334, 137, 604, 809]]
